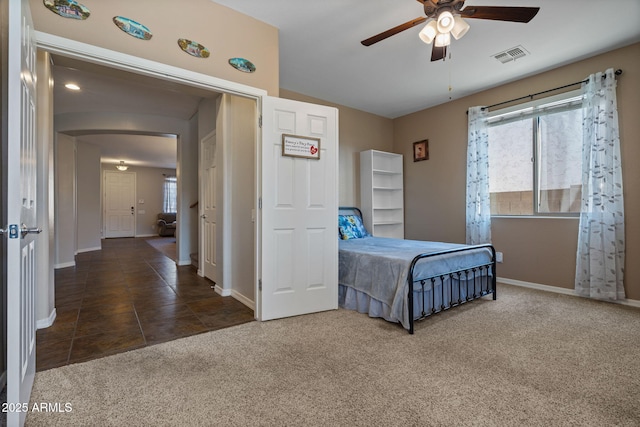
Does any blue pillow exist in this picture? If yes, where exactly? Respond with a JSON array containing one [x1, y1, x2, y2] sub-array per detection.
[[338, 215, 369, 240]]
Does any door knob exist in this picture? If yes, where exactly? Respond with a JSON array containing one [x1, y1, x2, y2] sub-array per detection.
[[201, 214, 207, 219], [21, 224, 42, 238]]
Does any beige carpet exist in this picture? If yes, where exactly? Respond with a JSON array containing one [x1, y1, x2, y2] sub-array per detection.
[[26, 284, 640, 426]]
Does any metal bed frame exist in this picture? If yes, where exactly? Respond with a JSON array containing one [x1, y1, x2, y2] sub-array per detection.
[[407, 244, 496, 334], [339, 207, 497, 334]]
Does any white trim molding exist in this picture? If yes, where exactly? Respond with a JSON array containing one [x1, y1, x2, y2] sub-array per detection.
[[37, 308, 57, 330], [35, 32, 267, 100], [76, 246, 101, 254], [498, 277, 640, 308], [54, 261, 76, 269], [215, 285, 231, 297], [213, 285, 255, 311], [232, 290, 255, 311]]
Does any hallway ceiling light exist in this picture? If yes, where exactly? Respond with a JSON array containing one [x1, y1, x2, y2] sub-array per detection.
[[116, 161, 129, 171], [64, 83, 80, 91]]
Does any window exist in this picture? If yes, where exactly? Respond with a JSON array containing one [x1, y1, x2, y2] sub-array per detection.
[[488, 91, 583, 216], [163, 176, 177, 213]]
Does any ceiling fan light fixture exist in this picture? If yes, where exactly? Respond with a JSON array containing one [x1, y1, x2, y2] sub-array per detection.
[[434, 32, 451, 47], [418, 20, 438, 44], [116, 161, 128, 171], [436, 11, 455, 34], [451, 16, 470, 40]]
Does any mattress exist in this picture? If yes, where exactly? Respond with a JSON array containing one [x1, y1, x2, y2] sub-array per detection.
[[338, 236, 493, 329]]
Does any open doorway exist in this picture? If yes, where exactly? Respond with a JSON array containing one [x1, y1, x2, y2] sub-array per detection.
[[35, 51, 258, 370]]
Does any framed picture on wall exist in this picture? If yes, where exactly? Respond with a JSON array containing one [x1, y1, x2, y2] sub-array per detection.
[[413, 139, 428, 162]]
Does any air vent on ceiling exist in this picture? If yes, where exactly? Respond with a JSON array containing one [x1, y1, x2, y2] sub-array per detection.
[[492, 45, 529, 64]]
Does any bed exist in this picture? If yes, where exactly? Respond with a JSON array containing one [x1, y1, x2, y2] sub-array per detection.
[[338, 207, 496, 334]]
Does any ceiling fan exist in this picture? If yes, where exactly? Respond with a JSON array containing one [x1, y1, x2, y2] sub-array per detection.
[[361, 0, 540, 61]]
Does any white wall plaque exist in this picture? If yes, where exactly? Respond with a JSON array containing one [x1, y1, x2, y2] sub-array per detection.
[[282, 134, 321, 160]]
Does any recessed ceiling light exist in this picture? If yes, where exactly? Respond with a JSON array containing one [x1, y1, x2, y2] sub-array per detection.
[[64, 83, 81, 91]]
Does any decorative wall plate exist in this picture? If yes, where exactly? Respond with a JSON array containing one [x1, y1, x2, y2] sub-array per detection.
[[113, 16, 152, 40], [43, 0, 90, 20], [228, 58, 256, 73], [177, 39, 210, 58]]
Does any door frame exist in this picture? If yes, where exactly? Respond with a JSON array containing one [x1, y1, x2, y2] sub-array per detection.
[[36, 32, 267, 319]]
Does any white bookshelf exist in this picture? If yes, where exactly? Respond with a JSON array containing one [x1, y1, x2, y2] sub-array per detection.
[[360, 150, 404, 238]]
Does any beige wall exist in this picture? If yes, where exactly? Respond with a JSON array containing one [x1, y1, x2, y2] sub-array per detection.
[[226, 95, 256, 303], [76, 141, 101, 251], [54, 133, 76, 268], [393, 43, 640, 300], [213, 94, 256, 303], [30, 0, 279, 97], [36, 50, 55, 324], [279, 89, 394, 207]]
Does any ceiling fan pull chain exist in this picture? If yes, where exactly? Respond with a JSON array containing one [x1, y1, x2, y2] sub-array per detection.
[[448, 52, 453, 100]]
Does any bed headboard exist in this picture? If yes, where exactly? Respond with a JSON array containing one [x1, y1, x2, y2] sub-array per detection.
[[338, 206, 364, 220]]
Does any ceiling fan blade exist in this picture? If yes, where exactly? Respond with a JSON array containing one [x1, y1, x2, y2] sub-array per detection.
[[361, 16, 427, 46], [431, 44, 447, 62], [460, 6, 540, 23]]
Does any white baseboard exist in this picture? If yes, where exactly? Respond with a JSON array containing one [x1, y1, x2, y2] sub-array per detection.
[[498, 277, 640, 308], [213, 285, 255, 311], [231, 289, 255, 310], [177, 259, 191, 266], [214, 285, 231, 297], [498, 277, 576, 296], [76, 246, 101, 254], [54, 261, 75, 269], [37, 308, 57, 329]]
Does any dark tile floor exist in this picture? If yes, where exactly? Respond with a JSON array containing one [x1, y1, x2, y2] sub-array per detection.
[[36, 237, 254, 372]]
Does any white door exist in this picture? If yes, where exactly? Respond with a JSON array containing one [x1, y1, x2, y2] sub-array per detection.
[[104, 170, 136, 238], [200, 131, 218, 282], [259, 96, 339, 320], [6, 0, 38, 425]]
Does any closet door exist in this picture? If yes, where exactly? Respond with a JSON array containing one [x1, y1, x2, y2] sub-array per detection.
[[259, 96, 338, 320]]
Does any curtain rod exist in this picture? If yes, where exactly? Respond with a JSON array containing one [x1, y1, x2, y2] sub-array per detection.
[[476, 68, 623, 112]]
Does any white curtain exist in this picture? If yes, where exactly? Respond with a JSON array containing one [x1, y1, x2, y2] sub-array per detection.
[[163, 176, 177, 213], [575, 68, 625, 300], [466, 106, 491, 245]]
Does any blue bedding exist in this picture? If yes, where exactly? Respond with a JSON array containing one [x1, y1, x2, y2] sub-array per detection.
[[338, 236, 493, 329]]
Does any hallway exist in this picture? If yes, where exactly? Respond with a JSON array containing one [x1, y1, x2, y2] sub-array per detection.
[[36, 238, 254, 371]]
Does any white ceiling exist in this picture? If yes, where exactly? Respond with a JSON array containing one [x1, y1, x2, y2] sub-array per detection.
[[52, 56, 217, 169], [75, 133, 178, 170], [214, 0, 640, 118], [51, 0, 640, 168]]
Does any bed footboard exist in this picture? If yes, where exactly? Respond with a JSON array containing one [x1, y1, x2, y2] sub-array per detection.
[[407, 244, 496, 334]]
